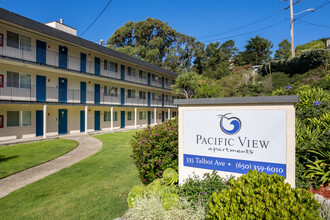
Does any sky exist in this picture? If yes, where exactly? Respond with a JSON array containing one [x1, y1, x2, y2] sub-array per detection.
[[1, 0, 329, 54]]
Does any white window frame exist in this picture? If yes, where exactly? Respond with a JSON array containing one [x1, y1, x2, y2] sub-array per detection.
[[127, 111, 135, 121], [6, 110, 32, 127], [139, 111, 146, 120]]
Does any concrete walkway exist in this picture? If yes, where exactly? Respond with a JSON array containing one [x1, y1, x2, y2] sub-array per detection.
[[0, 135, 103, 198]]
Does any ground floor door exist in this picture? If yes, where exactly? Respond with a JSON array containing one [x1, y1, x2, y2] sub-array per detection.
[[36, 110, 43, 136], [147, 111, 151, 125], [162, 111, 165, 122], [94, 111, 100, 131], [58, 109, 67, 134], [120, 111, 125, 128], [80, 110, 85, 132]]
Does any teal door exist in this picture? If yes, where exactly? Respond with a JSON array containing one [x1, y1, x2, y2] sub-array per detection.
[[59, 46, 68, 69], [36, 75, 46, 102], [120, 111, 125, 128], [36, 40, 46, 64], [36, 110, 43, 136], [59, 78, 67, 103], [147, 111, 151, 125], [80, 110, 85, 132], [58, 109, 67, 134], [94, 111, 100, 131], [162, 111, 165, 122]]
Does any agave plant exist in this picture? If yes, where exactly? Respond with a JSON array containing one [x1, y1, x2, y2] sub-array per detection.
[[162, 168, 178, 186]]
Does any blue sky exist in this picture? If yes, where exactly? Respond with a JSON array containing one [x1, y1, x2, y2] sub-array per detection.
[[1, 0, 329, 54]]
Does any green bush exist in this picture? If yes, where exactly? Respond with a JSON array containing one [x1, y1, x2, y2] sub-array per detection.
[[178, 171, 232, 207], [130, 119, 178, 184], [206, 170, 321, 219]]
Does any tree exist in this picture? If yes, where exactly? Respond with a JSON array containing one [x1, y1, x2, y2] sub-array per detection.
[[172, 72, 202, 99], [275, 39, 291, 60], [107, 18, 204, 73], [235, 35, 273, 65]]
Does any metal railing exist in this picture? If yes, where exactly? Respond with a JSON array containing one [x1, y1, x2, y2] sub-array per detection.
[[0, 38, 175, 90], [0, 83, 176, 107]]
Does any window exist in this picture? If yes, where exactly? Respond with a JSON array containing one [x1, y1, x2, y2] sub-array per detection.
[[172, 112, 177, 117], [128, 67, 136, 77], [127, 111, 135, 120], [109, 61, 118, 72], [151, 74, 156, 82], [151, 111, 154, 119], [113, 112, 118, 121], [0, 74, 3, 88], [7, 111, 19, 127], [7, 31, 19, 49], [0, 115, 3, 128], [158, 76, 162, 84], [152, 93, 156, 100], [128, 89, 135, 99], [139, 91, 146, 100], [166, 111, 168, 119], [20, 74, 31, 89], [104, 111, 111, 122], [139, 111, 146, 120], [139, 70, 147, 79], [111, 87, 118, 97], [22, 111, 31, 126], [20, 35, 31, 51], [158, 113, 162, 119], [158, 95, 162, 102], [104, 60, 108, 70], [104, 86, 118, 97]]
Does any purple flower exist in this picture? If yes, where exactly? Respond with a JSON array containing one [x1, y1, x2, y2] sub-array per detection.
[[154, 133, 158, 136], [204, 192, 208, 195], [313, 100, 321, 106], [147, 154, 151, 156], [286, 85, 292, 90], [142, 179, 146, 182]]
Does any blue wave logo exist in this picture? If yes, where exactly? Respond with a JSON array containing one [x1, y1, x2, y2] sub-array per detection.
[[218, 113, 242, 135]]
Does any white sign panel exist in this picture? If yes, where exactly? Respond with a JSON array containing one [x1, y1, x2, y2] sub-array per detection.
[[183, 110, 287, 177]]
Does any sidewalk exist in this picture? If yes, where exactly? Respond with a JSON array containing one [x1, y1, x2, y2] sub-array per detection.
[[0, 135, 102, 198]]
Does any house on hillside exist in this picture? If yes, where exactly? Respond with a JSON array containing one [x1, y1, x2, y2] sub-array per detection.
[[0, 8, 179, 141], [327, 38, 330, 49]]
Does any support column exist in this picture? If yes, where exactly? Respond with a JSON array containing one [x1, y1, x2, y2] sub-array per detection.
[[85, 106, 88, 134], [154, 108, 157, 125], [43, 105, 47, 138], [134, 107, 137, 129], [168, 108, 170, 120], [111, 107, 113, 131]]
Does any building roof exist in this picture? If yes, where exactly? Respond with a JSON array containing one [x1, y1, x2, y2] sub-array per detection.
[[0, 7, 179, 78]]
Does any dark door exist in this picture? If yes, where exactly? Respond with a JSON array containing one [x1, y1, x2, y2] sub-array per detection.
[[121, 65, 125, 80], [120, 111, 125, 128], [162, 77, 164, 88], [162, 111, 165, 122], [80, 53, 86, 72], [94, 84, 100, 104], [80, 82, 86, 103], [147, 92, 151, 106], [59, 78, 67, 103], [36, 110, 43, 136], [58, 109, 67, 134], [94, 111, 100, 131], [162, 94, 164, 107], [36, 75, 46, 102], [36, 40, 46, 64], [94, 57, 100, 75], [80, 110, 85, 132], [120, 88, 125, 105], [147, 111, 151, 125], [59, 46, 68, 69], [147, 72, 151, 85]]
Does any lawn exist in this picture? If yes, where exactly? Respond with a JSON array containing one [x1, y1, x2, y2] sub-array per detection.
[[0, 131, 140, 220], [0, 139, 78, 179]]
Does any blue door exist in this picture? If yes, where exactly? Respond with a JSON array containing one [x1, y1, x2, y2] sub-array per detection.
[[36, 75, 46, 102], [80, 53, 86, 72], [162, 77, 164, 88], [147, 92, 151, 106], [59, 46, 68, 69], [58, 109, 67, 134], [162, 111, 165, 122], [94, 111, 100, 131], [147, 73, 151, 85], [80, 82, 86, 103], [162, 94, 164, 107], [36, 40, 46, 64], [121, 65, 125, 80], [95, 57, 100, 75], [94, 84, 100, 104], [120, 88, 125, 105], [36, 110, 43, 136], [80, 110, 85, 132], [59, 78, 67, 103], [147, 111, 151, 125], [120, 111, 125, 128]]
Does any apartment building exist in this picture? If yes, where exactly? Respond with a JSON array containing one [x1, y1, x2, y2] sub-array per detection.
[[0, 8, 178, 141]]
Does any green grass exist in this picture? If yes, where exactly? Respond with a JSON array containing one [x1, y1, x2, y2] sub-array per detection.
[[0, 131, 140, 220], [0, 139, 78, 179]]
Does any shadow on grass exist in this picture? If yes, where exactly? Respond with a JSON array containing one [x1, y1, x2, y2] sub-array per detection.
[[0, 155, 18, 163]]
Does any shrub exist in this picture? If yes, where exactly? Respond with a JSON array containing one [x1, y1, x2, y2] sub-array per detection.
[[130, 119, 178, 184], [178, 170, 232, 207], [315, 194, 330, 220], [206, 170, 321, 219]]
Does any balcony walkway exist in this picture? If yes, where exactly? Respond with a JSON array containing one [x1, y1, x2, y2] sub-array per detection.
[[0, 134, 103, 198]]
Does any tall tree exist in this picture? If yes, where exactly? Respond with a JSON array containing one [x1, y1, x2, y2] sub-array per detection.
[[235, 35, 273, 65], [275, 39, 291, 60], [172, 72, 202, 99]]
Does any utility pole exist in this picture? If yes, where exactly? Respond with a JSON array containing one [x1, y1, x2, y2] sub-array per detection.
[[289, 0, 295, 57]]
